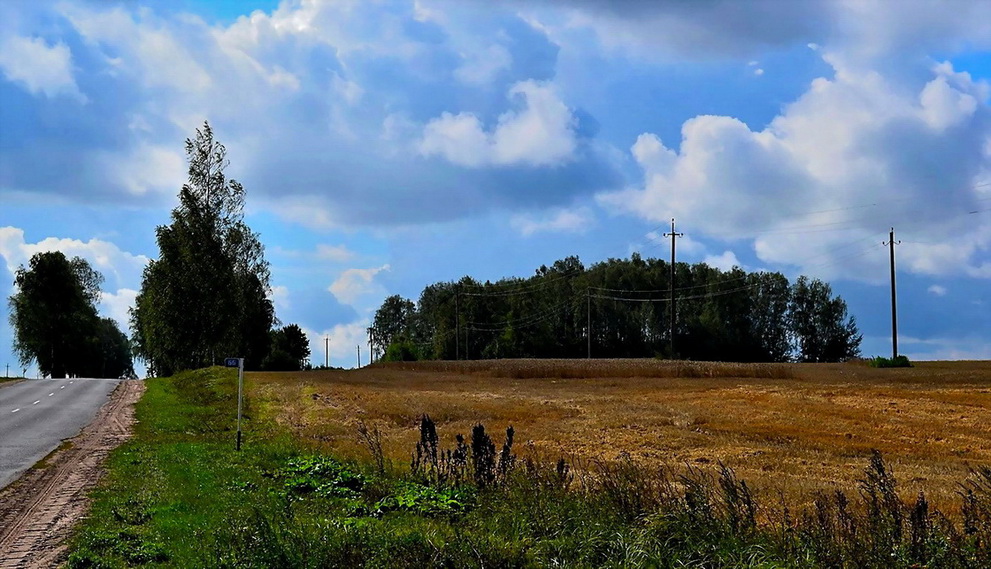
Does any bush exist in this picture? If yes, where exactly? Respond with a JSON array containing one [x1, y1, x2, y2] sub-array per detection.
[[869, 355, 913, 368], [382, 341, 419, 362]]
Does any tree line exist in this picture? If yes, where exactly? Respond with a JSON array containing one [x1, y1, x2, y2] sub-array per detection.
[[8, 123, 310, 378], [371, 255, 862, 363]]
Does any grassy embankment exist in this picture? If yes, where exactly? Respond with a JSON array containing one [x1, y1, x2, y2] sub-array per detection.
[[68, 364, 991, 568]]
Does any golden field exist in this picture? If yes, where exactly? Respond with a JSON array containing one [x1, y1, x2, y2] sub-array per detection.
[[248, 359, 991, 511]]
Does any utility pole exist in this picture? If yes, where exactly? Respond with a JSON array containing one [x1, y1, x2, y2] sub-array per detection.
[[586, 288, 591, 359], [367, 327, 373, 364], [324, 336, 329, 368], [884, 228, 901, 359], [457, 288, 463, 361], [357, 344, 361, 368], [664, 218, 683, 359]]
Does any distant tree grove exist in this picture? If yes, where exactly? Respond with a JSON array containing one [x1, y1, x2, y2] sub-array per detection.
[[371, 254, 862, 363], [8, 251, 134, 378]]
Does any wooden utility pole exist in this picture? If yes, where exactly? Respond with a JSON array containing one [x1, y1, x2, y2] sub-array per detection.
[[357, 344, 361, 368], [324, 336, 329, 368], [664, 219, 683, 358], [455, 288, 460, 360], [586, 289, 591, 359], [884, 228, 900, 359]]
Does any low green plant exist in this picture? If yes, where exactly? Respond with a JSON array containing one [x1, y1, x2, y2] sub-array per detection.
[[869, 355, 913, 368]]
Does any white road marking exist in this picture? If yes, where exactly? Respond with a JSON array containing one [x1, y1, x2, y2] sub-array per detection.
[[60, 386, 65, 389], [32, 400, 40, 405], [11, 408, 19, 413]]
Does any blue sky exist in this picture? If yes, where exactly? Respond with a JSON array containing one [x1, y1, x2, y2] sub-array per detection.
[[1, 0, 989, 374]]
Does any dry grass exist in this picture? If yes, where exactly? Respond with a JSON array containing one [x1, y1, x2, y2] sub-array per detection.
[[248, 359, 991, 512]]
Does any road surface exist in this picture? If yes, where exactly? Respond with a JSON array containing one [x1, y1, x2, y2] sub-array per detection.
[[0, 378, 121, 489]]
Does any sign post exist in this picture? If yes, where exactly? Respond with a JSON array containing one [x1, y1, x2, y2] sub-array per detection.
[[225, 357, 244, 450]]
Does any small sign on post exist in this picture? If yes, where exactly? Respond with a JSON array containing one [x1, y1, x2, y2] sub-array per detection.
[[225, 357, 244, 450]]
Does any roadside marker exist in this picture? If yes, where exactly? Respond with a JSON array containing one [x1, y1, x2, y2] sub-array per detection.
[[225, 357, 245, 451]]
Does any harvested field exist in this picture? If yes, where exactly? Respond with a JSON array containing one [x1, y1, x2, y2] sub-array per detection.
[[249, 359, 991, 511]]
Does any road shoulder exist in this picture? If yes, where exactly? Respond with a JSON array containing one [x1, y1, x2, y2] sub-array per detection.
[[0, 380, 145, 568]]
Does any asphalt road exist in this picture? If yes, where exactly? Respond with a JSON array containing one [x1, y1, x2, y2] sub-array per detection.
[[0, 378, 121, 489]]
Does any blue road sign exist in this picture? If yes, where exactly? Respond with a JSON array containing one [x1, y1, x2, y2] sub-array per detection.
[[225, 358, 240, 368]]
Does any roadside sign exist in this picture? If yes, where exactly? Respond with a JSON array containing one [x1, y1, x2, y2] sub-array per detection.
[[224, 358, 240, 368]]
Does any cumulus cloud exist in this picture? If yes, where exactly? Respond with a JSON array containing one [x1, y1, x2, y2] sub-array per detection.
[[0, 226, 148, 288], [99, 288, 138, 331], [598, 57, 991, 281], [510, 206, 594, 236], [0, 35, 86, 101], [0, 0, 616, 224], [927, 284, 947, 296], [703, 251, 743, 272], [520, 0, 991, 67], [419, 80, 578, 167], [329, 264, 390, 307]]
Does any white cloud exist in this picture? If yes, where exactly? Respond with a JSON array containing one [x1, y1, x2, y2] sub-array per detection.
[[454, 44, 512, 85], [598, 57, 991, 281], [0, 226, 148, 288], [329, 264, 390, 307], [419, 80, 578, 167], [315, 244, 356, 262], [269, 285, 290, 310], [99, 288, 138, 332], [510, 207, 594, 236], [704, 251, 742, 271], [927, 284, 947, 296], [0, 35, 85, 101]]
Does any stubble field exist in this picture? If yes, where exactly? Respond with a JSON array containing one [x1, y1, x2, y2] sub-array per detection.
[[249, 359, 991, 511]]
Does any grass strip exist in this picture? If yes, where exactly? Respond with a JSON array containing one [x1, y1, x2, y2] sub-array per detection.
[[67, 367, 991, 568]]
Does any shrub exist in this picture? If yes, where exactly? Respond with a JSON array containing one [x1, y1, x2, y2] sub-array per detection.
[[382, 341, 419, 362], [869, 355, 913, 368]]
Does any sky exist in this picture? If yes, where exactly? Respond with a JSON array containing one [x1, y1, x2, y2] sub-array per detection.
[[1, 0, 989, 375]]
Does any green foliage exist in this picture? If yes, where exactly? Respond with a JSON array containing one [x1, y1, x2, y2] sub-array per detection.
[[869, 355, 913, 368], [378, 255, 861, 363], [277, 456, 365, 498], [263, 324, 310, 371], [788, 276, 862, 363], [8, 251, 133, 378], [131, 122, 275, 376], [69, 367, 991, 568], [375, 482, 473, 517], [382, 340, 420, 362], [371, 295, 417, 357]]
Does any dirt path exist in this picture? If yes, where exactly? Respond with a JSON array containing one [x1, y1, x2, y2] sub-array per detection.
[[0, 380, 145, 568]]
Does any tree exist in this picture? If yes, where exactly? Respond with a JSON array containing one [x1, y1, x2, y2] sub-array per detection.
[[9, 252, 133, 378], [788, 276, 862, 362], [132, 121, 275, 376], [263, 324, 310, 371], [371, 295, 416, 356]]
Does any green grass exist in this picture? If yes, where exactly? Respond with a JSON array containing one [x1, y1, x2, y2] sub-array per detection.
[[67, 367, 991, 568]]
